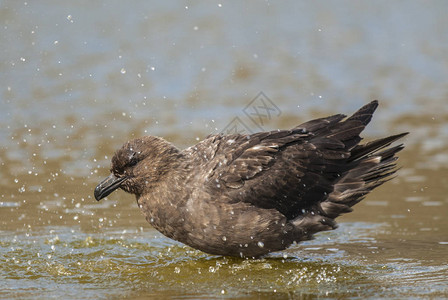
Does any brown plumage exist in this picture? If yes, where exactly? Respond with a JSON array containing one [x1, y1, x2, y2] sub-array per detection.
[[94, 101, 407, 257]]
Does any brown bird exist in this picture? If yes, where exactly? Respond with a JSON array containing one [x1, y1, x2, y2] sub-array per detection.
[[94, 101, 407, 258]]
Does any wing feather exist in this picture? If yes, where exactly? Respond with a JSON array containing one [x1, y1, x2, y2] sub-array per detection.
[[186, 101, 406, 223]]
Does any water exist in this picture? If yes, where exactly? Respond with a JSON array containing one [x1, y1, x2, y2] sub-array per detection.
[[1, 1, 448, 299]]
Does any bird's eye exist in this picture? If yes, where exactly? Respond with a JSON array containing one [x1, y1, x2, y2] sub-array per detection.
[[128, 152, 139, 167]]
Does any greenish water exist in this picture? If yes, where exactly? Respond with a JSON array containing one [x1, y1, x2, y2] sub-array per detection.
[[1, 1, 448, 299]]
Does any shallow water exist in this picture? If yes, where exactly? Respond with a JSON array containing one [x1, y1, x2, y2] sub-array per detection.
[[1, 1, 448, 299]]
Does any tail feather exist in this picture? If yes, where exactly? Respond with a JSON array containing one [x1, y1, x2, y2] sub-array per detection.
[[290, 101, 407, 240], [321, 134, 406, 219], [350, 133, 408, 161], [320, 137, 406, 219]]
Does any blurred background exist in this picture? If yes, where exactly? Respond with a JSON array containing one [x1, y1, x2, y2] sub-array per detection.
[[1, 1, 447, 299]]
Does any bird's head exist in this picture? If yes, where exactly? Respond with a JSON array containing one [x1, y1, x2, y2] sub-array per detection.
[[94, 136, 180, 201]]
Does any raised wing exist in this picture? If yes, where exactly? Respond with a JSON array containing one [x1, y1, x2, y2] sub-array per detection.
[[214, 117, 356, 219], [183, 101, 405, 221], [190, 101, 404, 222]]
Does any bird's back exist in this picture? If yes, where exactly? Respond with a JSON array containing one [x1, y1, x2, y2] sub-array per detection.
[[174, 101, 407, 256]]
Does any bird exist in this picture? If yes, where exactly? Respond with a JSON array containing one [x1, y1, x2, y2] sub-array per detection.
[[94, 100, 407, 258]]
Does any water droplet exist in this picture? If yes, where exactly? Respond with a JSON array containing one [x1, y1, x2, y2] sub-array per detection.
[[120, 68, 126, 74], [257, 241, 264, 248]]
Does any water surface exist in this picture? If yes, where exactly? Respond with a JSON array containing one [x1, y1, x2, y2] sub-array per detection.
[[1, 1, 448, 299]]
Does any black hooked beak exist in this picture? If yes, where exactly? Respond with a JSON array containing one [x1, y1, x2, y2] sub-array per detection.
[[94, 174, 127, 201]]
